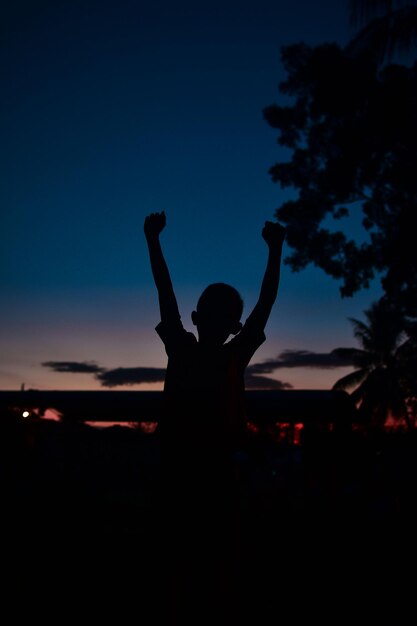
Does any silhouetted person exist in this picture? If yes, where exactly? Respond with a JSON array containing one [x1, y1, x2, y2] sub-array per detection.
[[144, 210, 285, 610]]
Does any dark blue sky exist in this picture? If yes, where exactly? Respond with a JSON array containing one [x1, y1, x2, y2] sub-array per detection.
[[1, 0, 383, 391]]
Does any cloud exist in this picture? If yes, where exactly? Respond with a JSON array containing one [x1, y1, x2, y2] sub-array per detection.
[[249, 349, 356, 371], [42, 360, 166, 387], [42, 361, 104, 374], [244, 373, 292, 390], [96, 367, 166, 387], [42, 347, 353, 390], [41, 359, 292, 389]]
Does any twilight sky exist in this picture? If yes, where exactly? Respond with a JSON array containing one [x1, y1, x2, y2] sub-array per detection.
[[1, 0, 383, 392]]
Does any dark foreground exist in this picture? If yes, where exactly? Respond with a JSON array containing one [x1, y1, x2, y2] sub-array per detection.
[[1, 416, 416, 621]]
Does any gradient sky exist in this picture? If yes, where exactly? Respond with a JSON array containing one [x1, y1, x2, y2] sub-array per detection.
[[1, 0, 384, 392]]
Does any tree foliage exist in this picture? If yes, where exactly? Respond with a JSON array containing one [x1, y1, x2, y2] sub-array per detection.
[[333, 298, 416, 429], [347, 0, 417, 65], [264, 42, 417, 316]]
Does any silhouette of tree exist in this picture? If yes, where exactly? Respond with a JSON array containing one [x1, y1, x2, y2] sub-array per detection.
[[395, 318, 417, 415], [347, 0, 417, 65], [333, 298, 415, 430], [263, 42, 417, 318]]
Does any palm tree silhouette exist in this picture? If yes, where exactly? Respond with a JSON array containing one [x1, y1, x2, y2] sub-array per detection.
[[332, 298, 415, 431], [347, 0, 417, 64]]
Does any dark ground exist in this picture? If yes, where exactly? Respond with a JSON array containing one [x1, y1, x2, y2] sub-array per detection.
[[1, 415, 416, 621]]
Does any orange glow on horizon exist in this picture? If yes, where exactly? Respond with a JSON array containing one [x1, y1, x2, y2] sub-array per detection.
[[84, 420, 158, 432]]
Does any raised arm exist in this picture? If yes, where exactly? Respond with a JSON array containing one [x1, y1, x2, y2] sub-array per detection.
[[246, 220, 286, 332], [144, 211, 180, 324]]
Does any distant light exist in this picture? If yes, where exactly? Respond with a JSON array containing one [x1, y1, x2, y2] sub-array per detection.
[[22, 411, 30, 418]]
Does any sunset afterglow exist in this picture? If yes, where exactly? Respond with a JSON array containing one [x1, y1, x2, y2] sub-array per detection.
[[1, 1, 381, 393]]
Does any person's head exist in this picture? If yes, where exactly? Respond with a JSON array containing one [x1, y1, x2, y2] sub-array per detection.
[[191, 282, 243, 345]]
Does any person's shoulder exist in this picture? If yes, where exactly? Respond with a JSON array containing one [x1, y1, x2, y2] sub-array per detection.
[[226, 318, 266, 354], [156, 318, 197, 347], [235, 317, 266, 341], [155, 315, 183, 334]]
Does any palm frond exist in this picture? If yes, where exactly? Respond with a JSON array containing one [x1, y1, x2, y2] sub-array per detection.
[[332, 347, 372, 368], [337, 295, 414, 430], [349, 300, 408, 354], [347, 5, 417, 63], [332, 367, 369, 391], [349, 1, 415, 27], [348, 317, 372, 345]]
